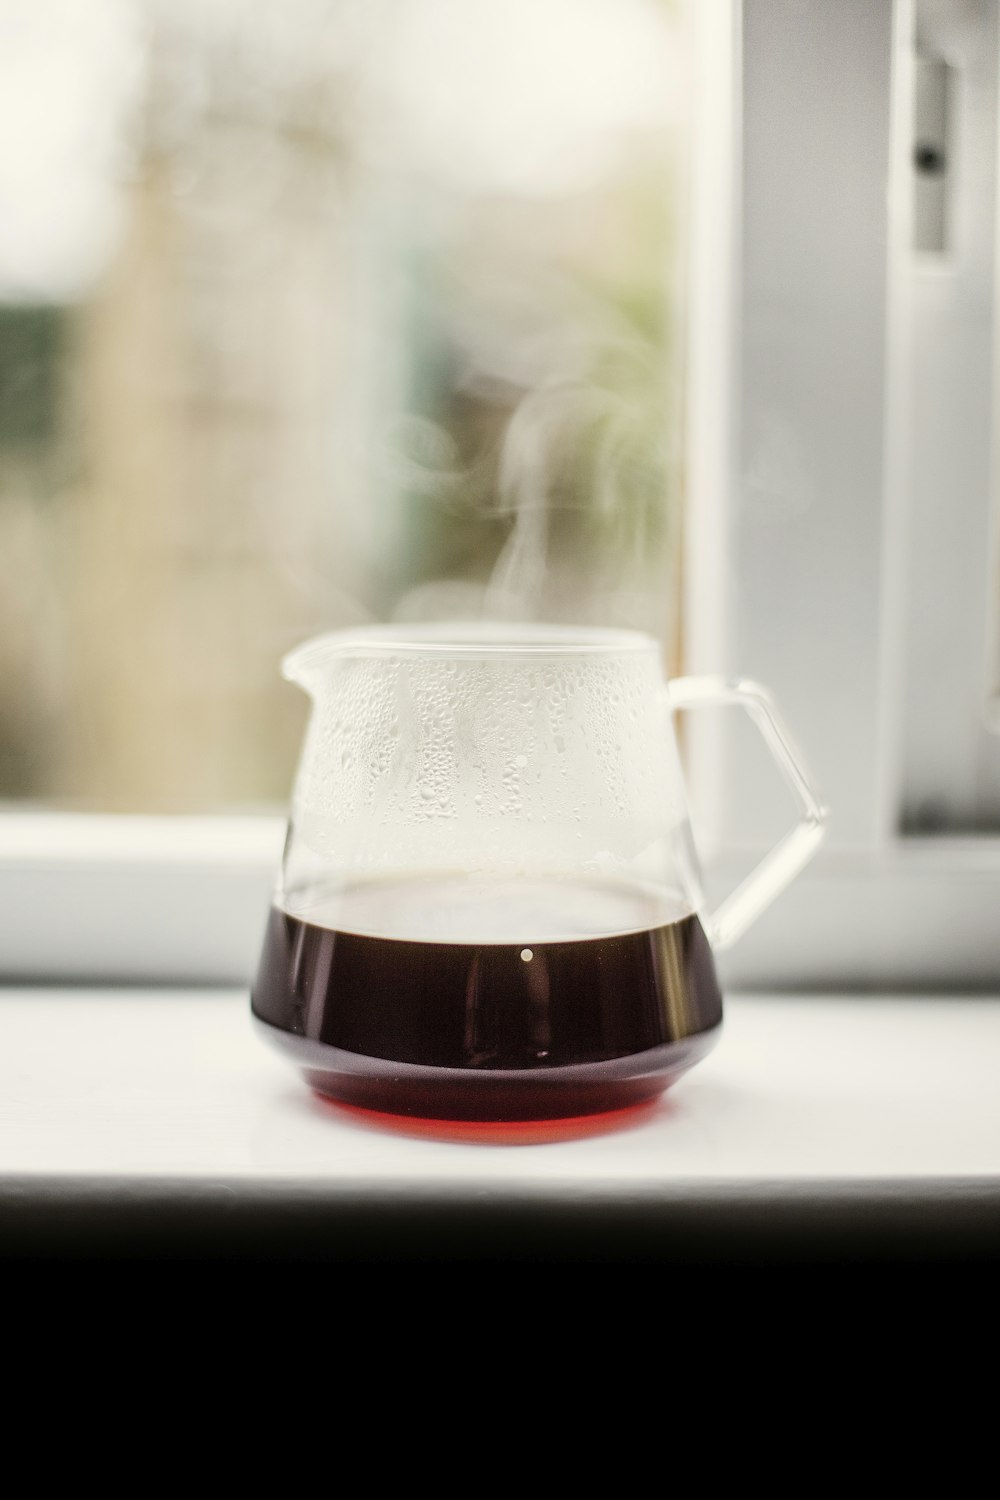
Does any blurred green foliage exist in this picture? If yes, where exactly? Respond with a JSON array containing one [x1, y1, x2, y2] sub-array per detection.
[[0, 305, 65, 451]]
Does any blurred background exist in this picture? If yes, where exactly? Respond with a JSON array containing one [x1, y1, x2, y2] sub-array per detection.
[[0, 0, 693, 812]]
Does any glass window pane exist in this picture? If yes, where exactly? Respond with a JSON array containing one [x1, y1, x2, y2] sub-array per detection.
[[0, 0, 694, 811]]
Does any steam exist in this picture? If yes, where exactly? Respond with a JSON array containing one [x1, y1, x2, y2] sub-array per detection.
[[486, 388, 556, 615], [355, 0, 685, 635], [387, 345, 674, 630]]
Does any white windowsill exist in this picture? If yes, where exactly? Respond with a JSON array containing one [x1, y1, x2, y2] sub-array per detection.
[[3, 986, 999, 1262]]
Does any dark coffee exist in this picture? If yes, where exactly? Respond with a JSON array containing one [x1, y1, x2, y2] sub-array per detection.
[[252, 885, 722, 1121]]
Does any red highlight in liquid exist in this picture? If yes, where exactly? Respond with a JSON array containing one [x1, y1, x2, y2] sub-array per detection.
[[313, 1093, 666, 1145]]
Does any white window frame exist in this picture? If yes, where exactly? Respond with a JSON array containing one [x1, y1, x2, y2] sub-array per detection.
[[0, 813, 283, 983], [3, 0, 1000, 992], [686, 0, 1000, 990]]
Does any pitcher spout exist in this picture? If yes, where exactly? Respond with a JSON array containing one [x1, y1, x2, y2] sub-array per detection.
[[281, 630, 358, 693]]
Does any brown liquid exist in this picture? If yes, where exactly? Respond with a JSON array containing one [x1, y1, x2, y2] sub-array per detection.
[[252, 890, 723, 1121]]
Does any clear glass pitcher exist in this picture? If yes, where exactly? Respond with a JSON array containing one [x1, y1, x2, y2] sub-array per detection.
[[251, 624, 826, 1121]]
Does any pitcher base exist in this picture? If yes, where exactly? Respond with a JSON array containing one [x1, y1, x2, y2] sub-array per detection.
[[254, 1017, 721, 1121]]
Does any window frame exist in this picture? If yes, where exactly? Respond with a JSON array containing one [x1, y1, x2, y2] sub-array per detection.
[[0, 813, 283, 984], [4, 0, 1000, 993], [687, 0, 1000, 990]]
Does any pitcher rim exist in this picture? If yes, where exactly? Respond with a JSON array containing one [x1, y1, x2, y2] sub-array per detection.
[[282, 622, 659, 679]]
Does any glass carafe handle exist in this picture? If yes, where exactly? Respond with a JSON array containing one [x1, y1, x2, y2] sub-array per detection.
[[667, 676, 828, 951]]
